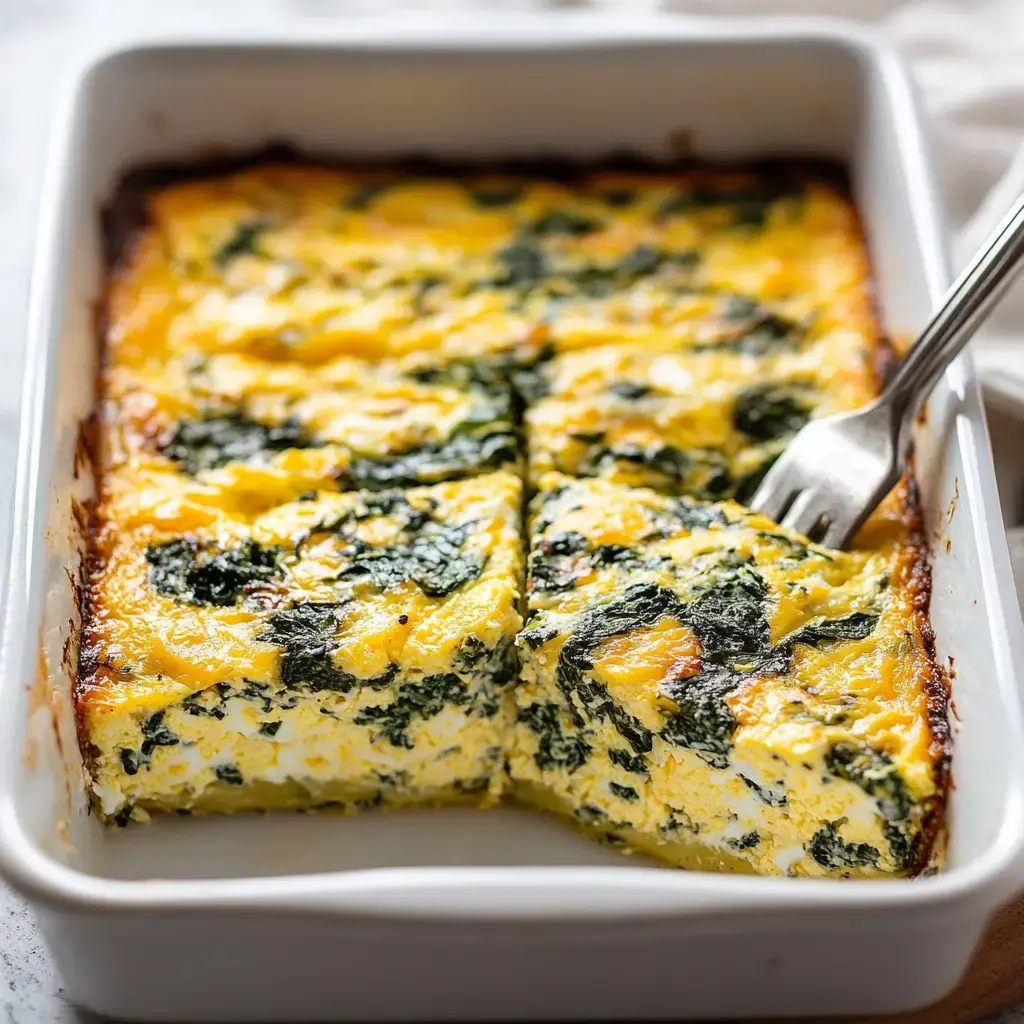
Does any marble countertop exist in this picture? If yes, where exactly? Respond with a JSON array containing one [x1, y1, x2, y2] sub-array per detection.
[[0, 2, 1020, 1021]]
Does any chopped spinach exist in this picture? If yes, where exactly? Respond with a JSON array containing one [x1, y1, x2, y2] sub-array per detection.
[[658, 663, 743, 768], [146, 538, 282, 607], [161, 411, 315, 476], [662, 499, 730, 534], [727, 830, 761, 850], [528, 210, 603, 237], [556, 582, 681, 754], [355, 674, 471, 748], [519, 620, 560, 651], [575, 804, 610, 827], [654, 178, 805, 229], [469, 185, 522, 207], [259, 721, 282, 738], [214, 219, 267, 267], [807, 821, 880, 870], [609, 782, 639, 801], [733, 382, 814, 442], [884, 821, 917, 872], [660, 564, 783, 767], [529, 532, 650, 594], [825, 742, 914, 822], [699, 296, 803, 356], [336, 424, 518, 492], [608, 747, 649, 775], [113, 806, 134, 827], [119, 711, 179, 776], [182, 691, 226, 720], [335, 522, 484, 598], [255, 603, 374, 694], [579, 440, 690, 485], [492, 238, 547, 289], [214, 764, 244, 786], [684, 562, 771, 659], [789, 612, 880, 648], [607, 381, 652, 401], [516, 702, 592, 773], [460, 639, 519, 717], [740, 775, 788, 807]]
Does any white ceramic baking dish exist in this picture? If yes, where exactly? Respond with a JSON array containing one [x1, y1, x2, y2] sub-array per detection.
[[3, 13, 1024, 1021]]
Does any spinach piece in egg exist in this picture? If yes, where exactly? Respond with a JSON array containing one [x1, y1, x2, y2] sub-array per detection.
[[825, 742, 914, 822], [733, 382, 814, 442], [660, 564, 784, 768], [119, 711, 180, 776], [256, 603, 396, 694], [161, 411, 315, 476], [355, 674, 471, 749], [516, 702, 592, 773], [335, 523, 484, 598], [556, 582, 678, 755], [146, 538, 283, 607], [527, 210, 603, 237], [214, 219, 267, 267], [608, 747, 649, 775], [788, 612, 880, 648], [807, 821, 880, 870], [336, 425, 518, 492]]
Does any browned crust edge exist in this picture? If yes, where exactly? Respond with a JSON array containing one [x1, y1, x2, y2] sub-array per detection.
[[101, 143, 852, 268], [863, 299, 951, 878]]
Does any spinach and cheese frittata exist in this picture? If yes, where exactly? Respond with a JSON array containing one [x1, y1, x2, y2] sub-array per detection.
[[79, 158, 948, 875]]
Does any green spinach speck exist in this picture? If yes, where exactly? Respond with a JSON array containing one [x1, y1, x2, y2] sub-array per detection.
[[516, 702, 592, 773], [214, 220, 267, 267], [807, 821, 880, 870], [146, 538, 282, 607], [161, 411, 316, 476], [355, 674, 471, 748]]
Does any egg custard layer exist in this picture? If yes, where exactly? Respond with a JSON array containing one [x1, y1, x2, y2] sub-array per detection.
[[80, 160, 948, 875]]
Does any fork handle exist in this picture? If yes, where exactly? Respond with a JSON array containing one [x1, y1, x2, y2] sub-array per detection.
[[886, 189, 1024, 430]]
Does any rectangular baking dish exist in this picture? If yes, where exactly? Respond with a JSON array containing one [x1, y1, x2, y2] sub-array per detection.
[[3, 14, 1024, 1021]]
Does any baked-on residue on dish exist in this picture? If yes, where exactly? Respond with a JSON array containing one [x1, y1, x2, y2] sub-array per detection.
[[77, 159, 949, 875]]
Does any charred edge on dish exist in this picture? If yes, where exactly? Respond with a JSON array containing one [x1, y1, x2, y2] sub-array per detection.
[[100, 143, 852, 267], [901, 468, 952, 876]]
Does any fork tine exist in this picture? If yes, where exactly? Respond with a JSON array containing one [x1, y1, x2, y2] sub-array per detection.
[[820, 516, 854, 551], [780, 491, 831, 540], [748, 466, 801, 524]]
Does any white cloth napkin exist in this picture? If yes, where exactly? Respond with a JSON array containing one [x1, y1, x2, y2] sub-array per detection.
[[658, 0, 1024, 389]]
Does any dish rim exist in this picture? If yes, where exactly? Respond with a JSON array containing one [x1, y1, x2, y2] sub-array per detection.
[[3, 14, 1024, 923]]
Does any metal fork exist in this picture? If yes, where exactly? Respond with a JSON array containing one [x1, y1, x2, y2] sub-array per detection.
[[750, 190, 1024, 549]]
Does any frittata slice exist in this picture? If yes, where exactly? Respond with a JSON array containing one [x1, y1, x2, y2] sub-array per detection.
[[100, 352, 519, 531], [106, 164, 869, 375], [522, 325, 878, 502], [78, 472, 523, 822], [525, 381, 835, 502], [507, 474, 946, 878]]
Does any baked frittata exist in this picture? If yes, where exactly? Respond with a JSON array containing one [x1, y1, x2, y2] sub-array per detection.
[[79, 158, 948, 875]]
